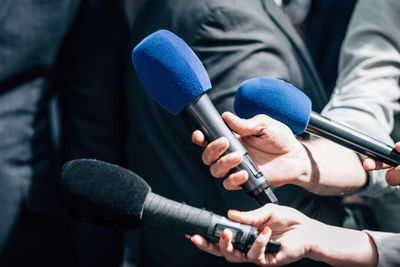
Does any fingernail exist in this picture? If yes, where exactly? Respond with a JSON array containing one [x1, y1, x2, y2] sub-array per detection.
[[221, 231, 229, 240], [190, 237, 199, 245], [262, 226, 271, 235], [228, 209, 240, 214]]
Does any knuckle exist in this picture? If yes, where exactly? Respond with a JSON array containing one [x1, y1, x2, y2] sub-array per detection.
[[246, 253, 256, 262], [254, 238, 266, 247], [202, 151, 212, 166], [223, 179, 234, 190], [210, 164, 224, 178]]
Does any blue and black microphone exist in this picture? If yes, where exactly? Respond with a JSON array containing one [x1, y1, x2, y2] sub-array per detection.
[[132, 30, 278, 205], [234, 78, 400, 166]]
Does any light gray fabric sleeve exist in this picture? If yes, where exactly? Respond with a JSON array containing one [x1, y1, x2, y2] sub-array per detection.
[[364, 230, 400, 267], [322, 0, 400, 196]]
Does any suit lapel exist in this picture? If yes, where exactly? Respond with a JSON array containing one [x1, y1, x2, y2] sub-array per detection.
[[263, 0, 308, 58], [262, 0, 329, 107]]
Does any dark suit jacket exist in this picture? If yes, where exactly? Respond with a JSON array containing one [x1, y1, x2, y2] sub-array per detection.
[[0, 0, 127, 266], [126, 0, 348, 266]]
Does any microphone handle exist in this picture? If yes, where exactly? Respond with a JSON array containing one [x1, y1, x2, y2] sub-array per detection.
[[142, 192, 281, 253], [184, 93, 278, 204], [308, 112, 400, 166]]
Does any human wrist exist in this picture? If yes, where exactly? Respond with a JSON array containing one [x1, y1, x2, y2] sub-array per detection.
[[308, 222, 378, 266], [306, 219, 330, 261], [292, 141, 316, 192]]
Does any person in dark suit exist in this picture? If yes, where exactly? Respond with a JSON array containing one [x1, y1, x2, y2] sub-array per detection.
[[0, 1, 80, 265], [0, 1, 127, 266], [125, 0, 368, 266]]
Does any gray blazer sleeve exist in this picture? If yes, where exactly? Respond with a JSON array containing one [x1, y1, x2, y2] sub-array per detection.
[[364, 230, 400, 267], [322, 0, 400, 197]]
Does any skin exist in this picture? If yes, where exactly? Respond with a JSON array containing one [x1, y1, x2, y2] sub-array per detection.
[[192, 112, 367, 196], [188, 204, 378, 266], [189, 113, 400, 266], [364, 142, 400, 186]]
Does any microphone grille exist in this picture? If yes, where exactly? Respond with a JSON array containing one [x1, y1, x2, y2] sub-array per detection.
[[234, 78, 311, 135], [58, 159, 151, 229], [132, 29, 212, 115]]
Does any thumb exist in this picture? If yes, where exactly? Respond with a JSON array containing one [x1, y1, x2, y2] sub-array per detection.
[[222, 112, 268, 137], [227, 204, 274, 227], [363, 157, 392, 171]]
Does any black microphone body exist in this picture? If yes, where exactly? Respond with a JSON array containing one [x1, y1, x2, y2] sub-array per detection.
[[143, 193, 281, 252], [185, 94, 278, 205], [143, 192, 259, 252], [58, 159, 281, 253], [308, 112, 400, 166]]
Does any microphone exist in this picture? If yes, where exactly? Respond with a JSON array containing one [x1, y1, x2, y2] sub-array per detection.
[[234, 77, 400, 167], [131, 29, 278, 205], [57, 159, 281, 253]]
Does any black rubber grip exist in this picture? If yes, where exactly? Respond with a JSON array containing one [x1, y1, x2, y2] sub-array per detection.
[[142, 193, 280, 253], [142, 193, 212, 236]]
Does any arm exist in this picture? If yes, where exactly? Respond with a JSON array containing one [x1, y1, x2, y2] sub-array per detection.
[[322, 0, 400, 196], [301, 136, 367, 195], [193, 112, 367, 196], [364, 231, 400, 267], [190, 204, 378, 266]]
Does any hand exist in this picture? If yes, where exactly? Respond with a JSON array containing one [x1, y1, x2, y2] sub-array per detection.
[[189, 204, 317, 266], [192, 112, 312, 190], [363, 142, 400, 186], [189, 204, 378, 267]]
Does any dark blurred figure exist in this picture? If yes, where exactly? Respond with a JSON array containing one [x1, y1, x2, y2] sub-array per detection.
[[57, 1, 129, 266], [0, 0, 128, 266], [0, 1, 79, 265]]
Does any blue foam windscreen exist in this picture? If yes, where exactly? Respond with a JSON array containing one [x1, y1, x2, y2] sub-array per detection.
[[132, 30, 212, 115], [234, 78, 311, 135]]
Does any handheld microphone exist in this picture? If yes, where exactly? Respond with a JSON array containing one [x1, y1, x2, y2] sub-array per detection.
[[131, 30, 278, 205], [234, 78, 400, 167], [57, 159, 281, 253]]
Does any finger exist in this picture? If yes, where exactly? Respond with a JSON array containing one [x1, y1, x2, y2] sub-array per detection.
[[363, 157, 391, 171], [222, 112, 268, 137], [227, 203, 276, 226], [362, 158, 376, 171], [222, 170, 248, 190], [266, 252, 279, 266], [202, 137, 229, 166], [192, 130, 208, 147], [386, 168, 400, 186], [210, 152, 242, 178], [190, 235, 223, 257], [219, 229, 243, 263], [395, 142, 400, 152], [246, 226, 271, 265]]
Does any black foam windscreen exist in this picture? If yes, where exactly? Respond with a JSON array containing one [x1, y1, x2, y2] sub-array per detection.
[[57, 159, 151, 229]]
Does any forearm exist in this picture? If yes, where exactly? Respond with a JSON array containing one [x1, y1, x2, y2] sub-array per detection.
[[309, 220, 378, 267], [298, 137, 367, 196]]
